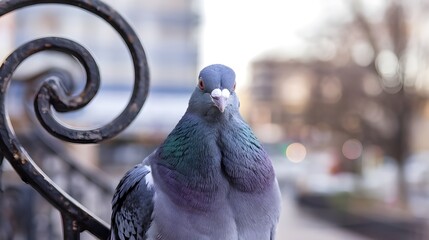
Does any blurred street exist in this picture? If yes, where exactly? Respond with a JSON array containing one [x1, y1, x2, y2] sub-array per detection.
[[277, 187, 370, 240]]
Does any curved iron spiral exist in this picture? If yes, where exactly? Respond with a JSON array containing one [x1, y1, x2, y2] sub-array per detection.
[[0, 0, 150, 238]]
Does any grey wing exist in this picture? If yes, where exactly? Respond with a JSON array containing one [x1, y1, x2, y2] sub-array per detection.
[[110, 164, 155, 240]]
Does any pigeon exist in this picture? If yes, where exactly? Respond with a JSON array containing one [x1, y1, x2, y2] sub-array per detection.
[[110, 64, 282, 240]]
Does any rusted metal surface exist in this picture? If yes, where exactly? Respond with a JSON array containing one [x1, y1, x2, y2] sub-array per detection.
[[62, 214, 81, 240], [0, 0, 150, 239]]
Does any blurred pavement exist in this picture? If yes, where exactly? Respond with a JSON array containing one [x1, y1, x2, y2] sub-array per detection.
[[277, 192, 370, 240]]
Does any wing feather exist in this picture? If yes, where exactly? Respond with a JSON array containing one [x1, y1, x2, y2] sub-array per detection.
[[110, 164, 154, 240]]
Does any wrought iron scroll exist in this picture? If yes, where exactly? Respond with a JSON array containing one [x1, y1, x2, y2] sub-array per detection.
[[0, 0, 150, 239]]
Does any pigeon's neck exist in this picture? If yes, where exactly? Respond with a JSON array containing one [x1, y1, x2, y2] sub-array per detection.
[[155, 112, 275, 209], [156, 113, 223, 210], [158, 113, 221, 171], [218, 114, 275, 192]]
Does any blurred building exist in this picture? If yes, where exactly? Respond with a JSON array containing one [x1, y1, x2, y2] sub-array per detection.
[[12, 0, 200, 87], [247, 56, 429, 178], [247, 59, 375, 145]]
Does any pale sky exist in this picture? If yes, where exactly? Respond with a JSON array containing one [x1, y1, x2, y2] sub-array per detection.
[[199, 0, 332, 85]]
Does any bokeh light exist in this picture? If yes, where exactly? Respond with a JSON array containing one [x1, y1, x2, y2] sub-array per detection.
[[376, 50, 399, 79], [286, 142, 307, 163], [342, 139, 363, 160]]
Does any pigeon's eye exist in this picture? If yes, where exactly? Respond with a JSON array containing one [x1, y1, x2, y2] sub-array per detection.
[[198, 79, 205, 90]]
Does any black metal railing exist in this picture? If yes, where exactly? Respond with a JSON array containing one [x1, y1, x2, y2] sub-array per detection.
[[0, 0, 150, 239]]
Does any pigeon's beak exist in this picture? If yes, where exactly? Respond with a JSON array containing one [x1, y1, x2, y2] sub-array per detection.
[[213, 96, 228, 112], [211, 88, 230, 113]]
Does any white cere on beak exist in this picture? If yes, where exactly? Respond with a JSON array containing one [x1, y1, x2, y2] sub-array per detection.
[[211, 88, 230, 112], [211, 88, 222, 98], [211, 88, 230, 99], [221, 89, 230, 98]]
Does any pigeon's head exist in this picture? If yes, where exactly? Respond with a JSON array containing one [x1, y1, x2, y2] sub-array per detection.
[[188, 64, 239, 116]]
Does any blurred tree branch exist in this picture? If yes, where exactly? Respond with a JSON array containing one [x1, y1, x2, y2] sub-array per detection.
[[347, 0, 413, 206], [302, 0, 424, 206]]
